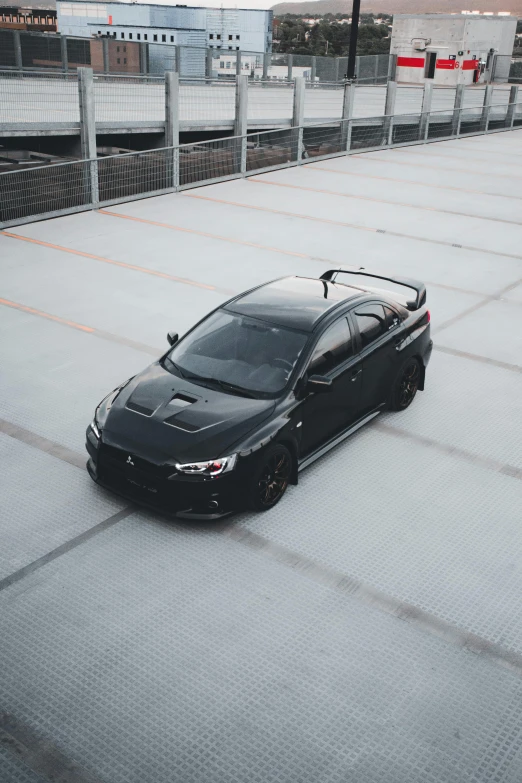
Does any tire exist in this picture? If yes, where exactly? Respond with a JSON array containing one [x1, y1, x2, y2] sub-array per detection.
[[388, 357, 422, 411], [246, 444, 292, 512]]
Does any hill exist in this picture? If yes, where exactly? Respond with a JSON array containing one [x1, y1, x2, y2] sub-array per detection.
[[272, 0, 522, 15]]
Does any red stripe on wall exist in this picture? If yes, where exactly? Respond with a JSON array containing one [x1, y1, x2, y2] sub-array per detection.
[[436, 59, 456, 70], [397, 56, 425, 68], [108, 14, 112, 24], [462, 59, 479, 70]]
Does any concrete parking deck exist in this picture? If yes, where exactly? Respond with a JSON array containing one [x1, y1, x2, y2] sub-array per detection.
[[1, 129, 522, 783]]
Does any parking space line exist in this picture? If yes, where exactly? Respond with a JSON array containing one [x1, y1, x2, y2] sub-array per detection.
[[0, 507, 134, 594], [98, 208, 312, 262], [1, 231, 221, 294], [434, 275, 522, 334], [307, 164, 522, 201], [248, 177, 522, 227], [434, 344, 522, 374], [0, 418, 85, 469], [185, 193, 522, 264], [0, 297, 159, 356], [350, 152, 522, 180], [224, 525, 522, 679]]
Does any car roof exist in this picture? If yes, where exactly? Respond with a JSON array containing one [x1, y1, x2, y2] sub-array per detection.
[[225, 276, 364, 332]]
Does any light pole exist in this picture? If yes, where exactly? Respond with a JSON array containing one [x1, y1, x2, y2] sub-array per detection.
[[346, 0, 361, 80]]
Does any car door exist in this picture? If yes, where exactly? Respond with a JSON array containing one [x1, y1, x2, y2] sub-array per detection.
[[350, 302, 403, 412], [297, 316, 363, 457]]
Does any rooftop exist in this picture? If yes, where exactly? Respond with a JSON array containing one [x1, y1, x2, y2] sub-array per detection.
[[1, 128, 522, 783], [227, 276, 362, 331]]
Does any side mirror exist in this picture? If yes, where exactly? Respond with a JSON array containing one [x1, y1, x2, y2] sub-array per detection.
[[307, 374, 333, 393], [167, 331, 179, 347]]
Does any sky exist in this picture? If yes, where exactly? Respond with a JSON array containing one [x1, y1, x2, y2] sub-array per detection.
[[115, 0, 303, 8]]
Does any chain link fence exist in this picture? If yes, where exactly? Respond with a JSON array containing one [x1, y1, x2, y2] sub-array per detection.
[[1, 100, 521, 228]]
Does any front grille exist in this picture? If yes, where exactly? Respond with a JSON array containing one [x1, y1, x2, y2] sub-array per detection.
[[100, 444, 167, 479]]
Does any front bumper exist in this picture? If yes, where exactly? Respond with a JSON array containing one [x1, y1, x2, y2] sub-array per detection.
[[86, 426, 239, 520]]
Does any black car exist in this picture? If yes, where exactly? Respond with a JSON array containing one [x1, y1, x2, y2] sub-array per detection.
[[86, 268, 432, 519]]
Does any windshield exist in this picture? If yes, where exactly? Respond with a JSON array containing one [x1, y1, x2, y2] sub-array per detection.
[[165, 310, 308, 396]]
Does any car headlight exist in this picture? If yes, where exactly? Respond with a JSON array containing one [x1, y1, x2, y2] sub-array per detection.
[[172, 454, 237, 478], [90, 419, 101, 439]]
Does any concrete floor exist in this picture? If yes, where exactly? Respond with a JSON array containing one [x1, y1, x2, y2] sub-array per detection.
[[0, 129, 522, 783], [0, 77, 513, 133]]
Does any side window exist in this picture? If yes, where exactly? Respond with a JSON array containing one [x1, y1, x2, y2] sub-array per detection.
[[308, 318, 353, 376], [354, 304, 387, 347]]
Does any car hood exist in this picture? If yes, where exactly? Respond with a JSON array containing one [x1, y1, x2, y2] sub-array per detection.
[[103, 362, 275, 464]]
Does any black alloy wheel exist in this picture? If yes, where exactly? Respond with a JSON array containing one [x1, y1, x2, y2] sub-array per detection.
[[390, 358, 421, 411], [248, 444, 292, 511]]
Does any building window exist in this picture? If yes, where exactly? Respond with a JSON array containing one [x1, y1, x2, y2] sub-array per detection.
[[236, 35, 239, 39], [124, 57, 127, 64], [228, 34, 232, 40], [137, 33, 140, 40], [153, 34, 157, 41], [144, 33, 147, 40], [209, 33, 214, 39], [236, 46, 239, 50], [121, 32, 124, 38], [217, 34, 221, 40], [97, 30, 101, 34], [170, 35, 174, 42], [162, 34, 166, 42], [228, 46, 232, 49], [225, 62, 230, 68], [220, 62, 224, 68], [117, 57, 120, 63], [129, 32, 132, 39]]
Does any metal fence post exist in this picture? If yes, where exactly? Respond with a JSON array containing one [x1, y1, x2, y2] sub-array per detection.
[[78, 67, 99, 206], [292, 76, 305, 162], [388, 54, 397, 82], [236, 49, 242, 77], [102, 37, 109, 73], [419, 81, 432, 141], [165, 70, 179, 190], [61, 35, 68, 72], [263, 52, 269, 82], [506, 85, 518, 129], [341, 80, 355, 151], [452, 84, 464, 136], [355, 55, 360, 80], [383, 80, 397, 145], [288, 54, 293, 82], [174, 45, 180, 76], [481, 83, 493, 132], [13, 30, 22, 70], [311, 56, 316, 84], [235, 74, 248, 175], [140, 42, 149, 75], [206, 48, 213, 82]]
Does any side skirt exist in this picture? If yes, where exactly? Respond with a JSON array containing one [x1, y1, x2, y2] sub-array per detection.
[[298, 410, 381, 472]]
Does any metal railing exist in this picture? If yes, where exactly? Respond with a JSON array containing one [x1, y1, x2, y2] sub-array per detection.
[[1, 101, 520, 229], [0, 29, 394, 84]]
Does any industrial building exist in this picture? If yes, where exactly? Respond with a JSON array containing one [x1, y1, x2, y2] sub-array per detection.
[[391, 14, 516, 84], [56, 1, 273, 55]]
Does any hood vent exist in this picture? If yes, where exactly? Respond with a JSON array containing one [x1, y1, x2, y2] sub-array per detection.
[[126, 400, 155, 416], [169, 393, 197, 407], [164, 415, 201, 432]]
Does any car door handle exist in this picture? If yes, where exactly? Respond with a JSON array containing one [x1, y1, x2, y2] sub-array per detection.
[[351, 368, 362, 382]]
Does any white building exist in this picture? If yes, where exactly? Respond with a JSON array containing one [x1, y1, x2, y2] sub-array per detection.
[[391, 14, 516, 85], [57, 2, 273, 56]]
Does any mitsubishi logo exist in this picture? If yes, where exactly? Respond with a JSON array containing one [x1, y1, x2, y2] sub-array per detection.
[[126, 455, 135, 466]]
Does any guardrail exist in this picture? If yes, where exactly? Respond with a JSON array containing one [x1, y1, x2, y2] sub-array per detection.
[[1, 100, 520, 229], [0, 29, 393, 84]]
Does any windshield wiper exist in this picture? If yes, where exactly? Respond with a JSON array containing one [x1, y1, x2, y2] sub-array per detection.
[[178, 371, 256, 398]]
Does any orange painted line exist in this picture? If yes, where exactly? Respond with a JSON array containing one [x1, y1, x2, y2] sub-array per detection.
[[307, 165, 516, 200], [98, 208, 311, 260], [1, 231, 217, 292], [247, 177, 522, 226], [184, 193, 380, 234], [0, 297, 94, 333]]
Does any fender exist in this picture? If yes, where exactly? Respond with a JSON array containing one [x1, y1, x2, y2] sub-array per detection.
[[234, 411, 301, 485]]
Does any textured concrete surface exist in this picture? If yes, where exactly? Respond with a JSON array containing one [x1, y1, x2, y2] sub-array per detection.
[[0, 129, 522, 783]]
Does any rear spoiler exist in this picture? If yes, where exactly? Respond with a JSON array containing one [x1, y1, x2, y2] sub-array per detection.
[[320, 267, 426, 312]]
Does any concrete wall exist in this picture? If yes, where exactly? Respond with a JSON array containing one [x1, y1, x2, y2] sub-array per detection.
[[391, 14, 516, 85]]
